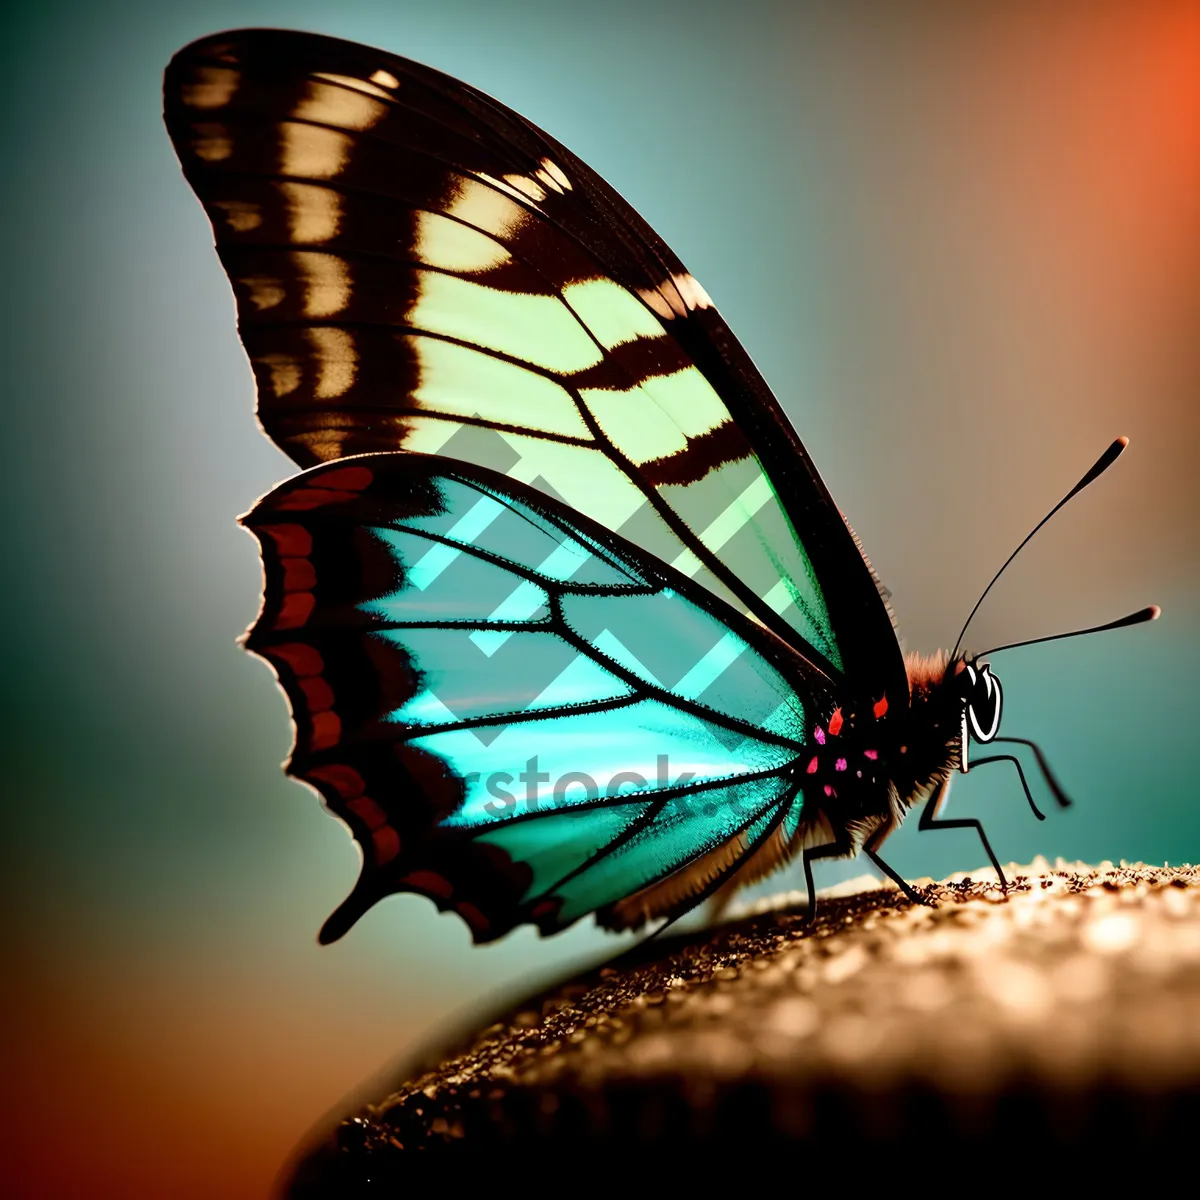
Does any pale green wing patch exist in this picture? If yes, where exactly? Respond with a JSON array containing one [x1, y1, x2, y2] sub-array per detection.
[[168, 34, 852, 679]]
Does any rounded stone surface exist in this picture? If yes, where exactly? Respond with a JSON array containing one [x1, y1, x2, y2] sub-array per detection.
[[287, 861, 1200, 1185]]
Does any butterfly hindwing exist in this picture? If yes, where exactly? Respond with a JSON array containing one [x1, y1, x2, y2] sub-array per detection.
[[242, 454, 826, 941], [164, 28, 905, 701]]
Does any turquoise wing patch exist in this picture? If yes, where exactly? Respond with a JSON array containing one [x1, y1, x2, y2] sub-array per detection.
[[241, 454, 822, 941]]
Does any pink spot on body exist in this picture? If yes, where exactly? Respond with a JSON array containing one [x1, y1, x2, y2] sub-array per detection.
[[814, 727, 826, 745], [806, 757, 819, 774], [835, 757, 847, 772], [864, 749, 878, 760], [823, 784, 836, 798]]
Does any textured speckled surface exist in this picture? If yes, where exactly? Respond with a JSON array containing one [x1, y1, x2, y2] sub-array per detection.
[[287, 861, 1200, 1183]]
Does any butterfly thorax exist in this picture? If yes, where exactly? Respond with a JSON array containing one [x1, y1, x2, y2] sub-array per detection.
[[886, 651, 972, 807], [797, 652, 981, 836]]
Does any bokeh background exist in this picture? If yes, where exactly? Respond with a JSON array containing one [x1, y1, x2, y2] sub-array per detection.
[[3, 1, 1198, 1195]]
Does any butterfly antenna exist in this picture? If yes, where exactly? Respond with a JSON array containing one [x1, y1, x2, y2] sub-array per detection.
[[951, 437, 1130, 659], [977, 604, 1160, 657]]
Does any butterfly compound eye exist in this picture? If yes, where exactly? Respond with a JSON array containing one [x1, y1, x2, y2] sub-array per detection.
[[966, 665, 1002, 743]]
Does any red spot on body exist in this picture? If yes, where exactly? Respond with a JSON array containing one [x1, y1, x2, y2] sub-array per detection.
[[309, 710, 341, 750], [259, 524, 312, 557], [823, 784, 836, 798], [531, 899, 559, 921], [806, 756, 819, 774], [299, 676, 335, 712], [835, 757, 847, 772], [276, 591, 315, 629], [268, 642, 323, 676], [308, 763, 365, 797], [402, 870, 453, 900], [828, 708, 843, 736], [317, 466, 374, 491], [873, 696, 889, 719], [371, 826, 401, 865], [346, 795, 388, 831], [456, 902, 491, 936], [814, 726, 826, 745], [281, 557, 317, 592], [864, 749, 879, 761]]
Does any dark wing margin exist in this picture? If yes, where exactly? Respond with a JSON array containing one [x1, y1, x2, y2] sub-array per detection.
[[164, 27, 906, 705]]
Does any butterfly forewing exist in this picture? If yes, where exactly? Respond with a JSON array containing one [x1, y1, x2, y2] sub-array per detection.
[[164, 28, 904, 696]]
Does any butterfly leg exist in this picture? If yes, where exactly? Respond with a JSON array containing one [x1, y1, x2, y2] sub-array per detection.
[[800, 831, 854, 925], [967, 753, 1047, 821], [861, 822, 930, 908], [917, 775, 1009, 889]]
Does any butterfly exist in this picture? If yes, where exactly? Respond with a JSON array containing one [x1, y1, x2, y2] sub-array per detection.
[[163, 28, 1159, 945]]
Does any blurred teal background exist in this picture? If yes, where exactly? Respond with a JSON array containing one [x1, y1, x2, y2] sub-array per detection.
[[3, 2, 1197, 1195]]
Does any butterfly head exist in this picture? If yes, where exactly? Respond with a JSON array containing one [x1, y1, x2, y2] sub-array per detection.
[[952, 659, 1002, 771]]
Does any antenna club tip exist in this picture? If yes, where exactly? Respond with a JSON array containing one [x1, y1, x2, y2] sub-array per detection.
[[1148, 604, 1162, 619], [1116, 435, 1130, 447]]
